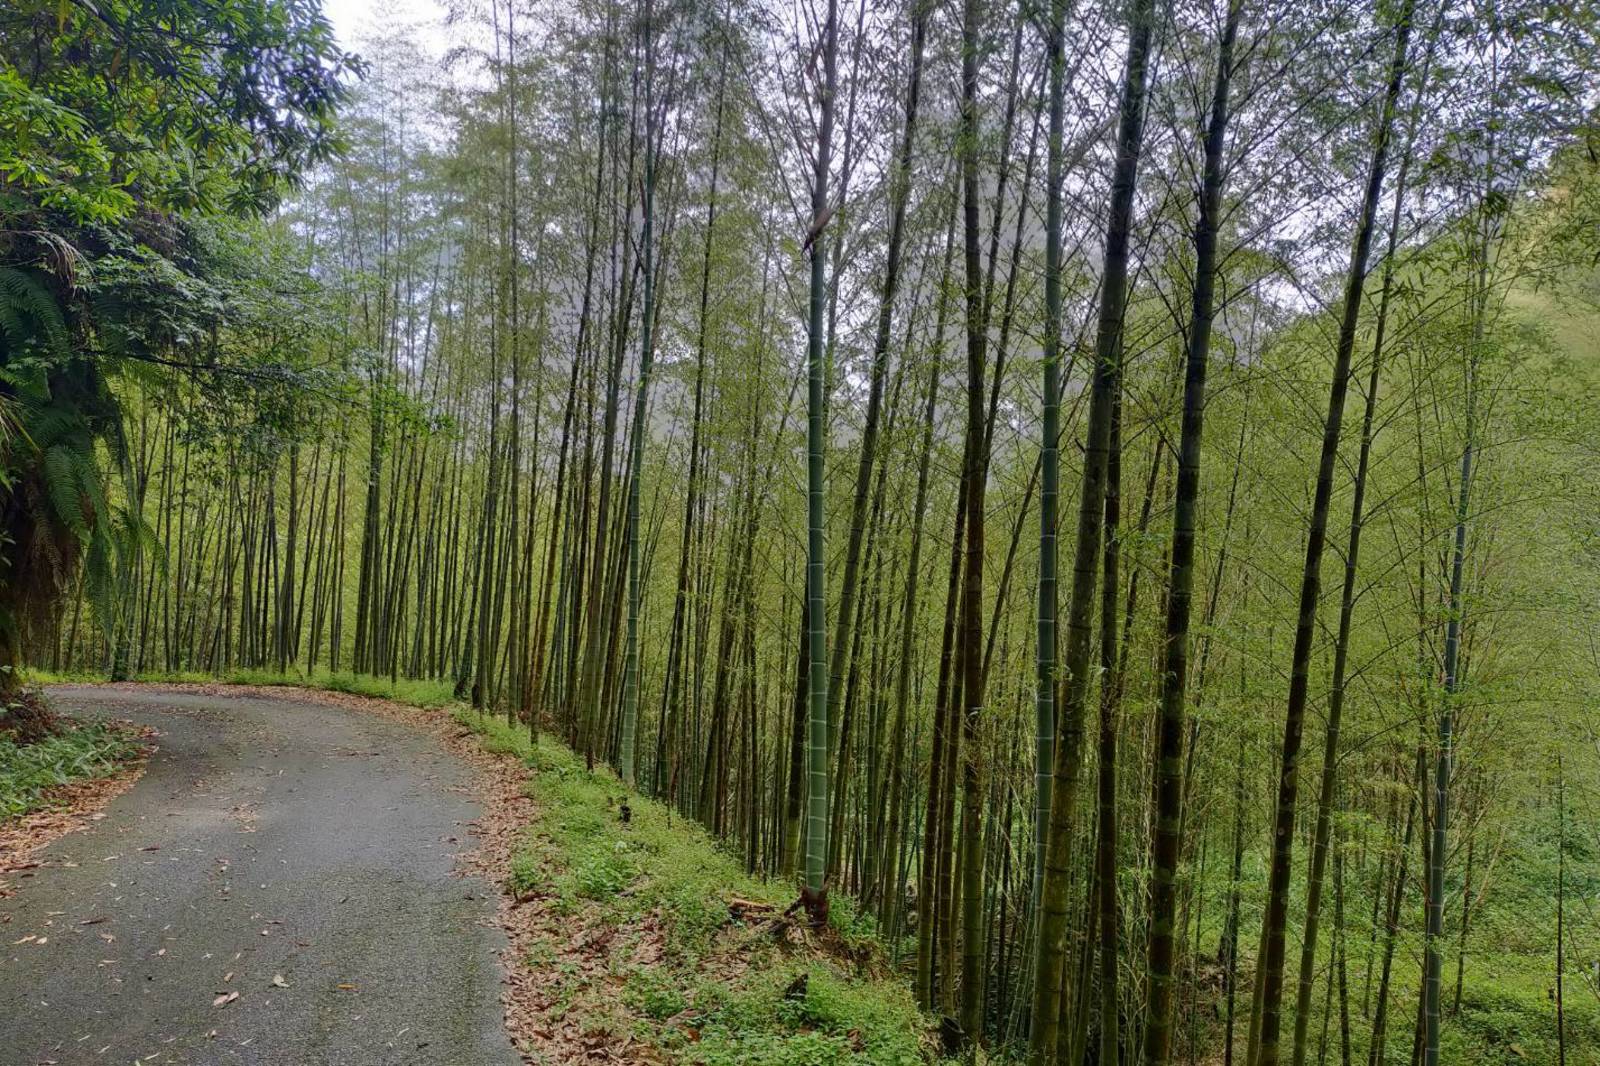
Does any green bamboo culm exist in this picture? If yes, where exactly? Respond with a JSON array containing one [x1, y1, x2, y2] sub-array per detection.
[[1142, 3, 1240, 1062], [618, 0, 659, 788], [1289, 24, 1437, 1056], [1250, 2, 1416, 1059], [1033, 0, 1067, 960], [802, 0, 839, 927], [1425, 206, 1483, 1066], [1030, 0, 1157, 1055]]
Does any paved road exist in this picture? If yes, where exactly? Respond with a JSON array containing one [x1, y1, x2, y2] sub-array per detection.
[[1, 686, 521, 1066]]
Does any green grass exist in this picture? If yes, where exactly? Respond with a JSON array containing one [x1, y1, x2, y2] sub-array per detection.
[[679, 964, 932, 1066], [0, 719, 141, 819], [28, 667, 945, 1063], [458, 709, 944, 1064], [27, 665, 459, 709]]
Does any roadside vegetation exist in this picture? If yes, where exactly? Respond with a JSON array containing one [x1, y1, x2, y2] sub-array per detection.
[[0, 695, 141, 820], [32, 669, 1600, 1064], [468, 710, 941, 1066], [29, 652, 1600, 1065]]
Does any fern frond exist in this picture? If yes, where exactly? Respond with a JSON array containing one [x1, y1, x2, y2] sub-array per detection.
[[41, 443, 88, 537], [120, 506, 167, 576], [0, 393, 33, 461], [0, 267, 69, 361], [74, 446, 110, 531], [82, 527, 116, 640]]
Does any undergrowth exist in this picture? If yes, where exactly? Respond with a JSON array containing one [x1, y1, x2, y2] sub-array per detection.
[[0, 718, 141, 819], [460, 708, 944, 1065], [29, 665, 459, 709], [26, 670, 1593, 1064]]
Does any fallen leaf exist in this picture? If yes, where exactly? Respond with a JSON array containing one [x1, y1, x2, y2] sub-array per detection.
[[271, 974, 288, 988], [212, 991, 239, 1008], [336, 983, 356, 991]]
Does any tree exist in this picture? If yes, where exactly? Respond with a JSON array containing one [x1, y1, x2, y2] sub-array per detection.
[[619, 0, 663, 785], [1252, 4, 1416, 1060], [955, 0, 990, 1041], [1033, 0, 1067, 953], [1032, 0, 1158, 1056], [801, 0, 840, 928], [0, 0, 353, 706], [1144, 4, 1240, 1062]]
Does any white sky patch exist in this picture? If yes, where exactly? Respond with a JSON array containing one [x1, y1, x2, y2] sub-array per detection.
[[320, 0, 451, 59]]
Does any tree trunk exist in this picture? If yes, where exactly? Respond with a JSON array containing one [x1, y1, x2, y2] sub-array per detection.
[[1368, 749, 1421, 1066], [1032, 0, 1068, 957], [1095, 385, 1123, 1066], [1290, 95, 1423, 1066], [1423, 120, 1491, 1066], [1556, 755, 1566, 1066], [1144, 7, 1238, 1062], [1253, 5, 1414, 1060], [800, 0, 839, 927], [1031, 0, 1156, 1057], [956, 0, 990, 1041], [619, 0, 660, 786]]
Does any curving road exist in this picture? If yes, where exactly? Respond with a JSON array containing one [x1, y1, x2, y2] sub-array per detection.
[[0, 685, 521, 1066]]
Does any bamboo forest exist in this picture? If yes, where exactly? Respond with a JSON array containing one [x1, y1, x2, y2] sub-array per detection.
[[3, 0, 1600, 1063]]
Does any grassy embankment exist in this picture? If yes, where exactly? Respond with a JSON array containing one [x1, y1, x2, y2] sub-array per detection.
[[0, 717, 140, 820], [2, 673, 144, 820]]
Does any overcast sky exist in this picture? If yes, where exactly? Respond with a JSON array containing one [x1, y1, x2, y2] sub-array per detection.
[[321, 0, 449, 57]]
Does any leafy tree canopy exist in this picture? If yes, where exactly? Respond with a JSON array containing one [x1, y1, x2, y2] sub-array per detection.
[[1, 0, 359, 223]]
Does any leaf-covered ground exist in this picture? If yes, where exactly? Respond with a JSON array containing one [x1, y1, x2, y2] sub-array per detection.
[[0, 717, 150, 896]]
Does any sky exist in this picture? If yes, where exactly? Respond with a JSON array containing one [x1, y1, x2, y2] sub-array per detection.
[[320, 0, 450, 57]]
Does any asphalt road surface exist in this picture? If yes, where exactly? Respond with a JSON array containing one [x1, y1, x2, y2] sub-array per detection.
[[1, 685, 521, 1066]]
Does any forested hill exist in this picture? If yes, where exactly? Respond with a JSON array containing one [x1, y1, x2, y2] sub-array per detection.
[[5, 0, 1600, 1062]]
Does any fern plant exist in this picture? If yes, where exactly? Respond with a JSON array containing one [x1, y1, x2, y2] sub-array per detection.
[[0, 261, 128, 693]]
